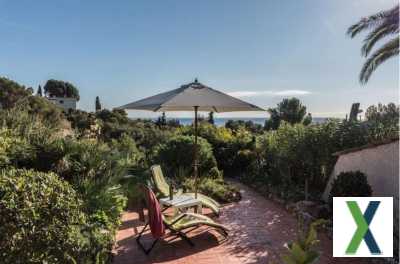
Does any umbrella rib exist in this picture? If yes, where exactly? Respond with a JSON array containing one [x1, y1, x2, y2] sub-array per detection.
[[153, 106, 162, 112]]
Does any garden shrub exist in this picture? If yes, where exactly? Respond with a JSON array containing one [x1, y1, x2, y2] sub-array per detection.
[[55, 138, 132, 229], [0, 132, 133, 263], [65, 109, 99, 137], [155, 135, 219, 180], [330, 171, 372, 198], [0, 77, 32, 109], [208, 166, 223, 179], [233, 148, 258, 175], [56, 138, 132, 191], [0, 168, 87, 263], [0, 109, 66, 172], [180, 122, 256, 177], [16, 96, 64, 127], [225, 119, 264, 134], [120, 167, 151, 209], [242, 118, 389, 202], [183, 177, 241, 203], [255, 122, 308, 200], [0, 128, 32, 168]]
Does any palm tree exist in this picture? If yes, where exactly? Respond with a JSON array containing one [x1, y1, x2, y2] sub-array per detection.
[[347, 5, 399, 84]]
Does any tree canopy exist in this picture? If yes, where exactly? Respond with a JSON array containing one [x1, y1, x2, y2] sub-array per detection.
[[365, 103, 399, 125], [43, 79, 80, 101], [0, 77, 31, 109], [265, 97, 309, 130]]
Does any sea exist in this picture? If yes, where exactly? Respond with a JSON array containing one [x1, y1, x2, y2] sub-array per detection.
[[147, 117, 329, 127]]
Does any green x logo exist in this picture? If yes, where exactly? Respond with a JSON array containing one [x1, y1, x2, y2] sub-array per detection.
[[346, 201, 381, 255]]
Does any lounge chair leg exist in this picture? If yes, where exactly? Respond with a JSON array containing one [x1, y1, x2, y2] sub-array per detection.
[[177, 231, 195, 247], [136, 222, 160, 255]]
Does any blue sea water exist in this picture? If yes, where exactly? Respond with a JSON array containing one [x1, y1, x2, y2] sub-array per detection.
[[176, 117, 266, 126], [153, 117, 328, 126]]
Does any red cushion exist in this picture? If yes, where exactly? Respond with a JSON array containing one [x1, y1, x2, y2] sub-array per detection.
[[145, 187, 165, 239]]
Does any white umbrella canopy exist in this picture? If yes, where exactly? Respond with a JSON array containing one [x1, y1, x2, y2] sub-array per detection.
[[119, 79, 265, 199], [119, 79, 264, 112]]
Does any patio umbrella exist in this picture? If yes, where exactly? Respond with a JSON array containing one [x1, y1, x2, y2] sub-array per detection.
[[119, 79, 264, 197]]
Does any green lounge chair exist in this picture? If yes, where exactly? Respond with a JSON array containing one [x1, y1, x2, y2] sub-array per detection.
[[136, 186, 228, 254], [150, 165, 221, 216]]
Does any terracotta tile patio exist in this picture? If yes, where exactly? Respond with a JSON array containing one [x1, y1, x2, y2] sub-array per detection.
[[112, 182, 373, 264]]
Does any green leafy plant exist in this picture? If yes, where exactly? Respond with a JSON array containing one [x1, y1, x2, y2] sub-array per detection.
[[265, 98, 310, 130], [155, 135, 219, 180], [44, 79, 80, 100], [0, 168, 87, 263], [330, 171, 372, 198], [282, 219, 327, 264], [183, 177, 241, 203], [0, 76, 32, 109]]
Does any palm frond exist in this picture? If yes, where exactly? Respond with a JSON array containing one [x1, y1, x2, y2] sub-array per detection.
[[361, 21, 399, 56], [360, 37, 399, 83], [347, 5, 399, 38]]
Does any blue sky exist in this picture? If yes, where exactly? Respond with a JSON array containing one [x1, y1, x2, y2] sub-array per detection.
[[0, 0, 398, 118]]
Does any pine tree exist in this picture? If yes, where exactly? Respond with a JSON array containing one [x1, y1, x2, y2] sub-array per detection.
[[302, 113, 312, 126], [95, 96, 102, 111]]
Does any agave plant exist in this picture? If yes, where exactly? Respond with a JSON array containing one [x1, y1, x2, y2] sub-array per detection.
[[347, 5, 399, 84], [282, 219, 328, 264]]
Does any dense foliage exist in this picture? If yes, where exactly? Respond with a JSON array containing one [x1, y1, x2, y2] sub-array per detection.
[[16, 96, 65, 127], [0, 77, 398, 262], [0, 77, 32, 109], [155, 135, 220, 180], [240, 116, 397, 201], [265, 97, 311, 130], [44, 79, 80, 100], [0, 169, 87, 263], [0, 108, 136, 263], [365, 102, 399, 126], [330, 171, 372, 198], [282, 219, 327, 264]]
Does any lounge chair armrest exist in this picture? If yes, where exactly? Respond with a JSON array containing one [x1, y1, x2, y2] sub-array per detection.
[[161, 204, 172, 213], [169, 213, 188, 225]]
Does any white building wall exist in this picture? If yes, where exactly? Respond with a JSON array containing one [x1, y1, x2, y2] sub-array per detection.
[[323, 140, 399, 204], [48, 97, 77, 110]]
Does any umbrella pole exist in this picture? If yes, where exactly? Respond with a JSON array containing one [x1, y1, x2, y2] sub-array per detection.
[[194, 106, 199, 199]]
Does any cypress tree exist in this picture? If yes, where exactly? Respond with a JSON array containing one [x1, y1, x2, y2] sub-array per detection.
[[95, 96, 102, 111], [37, 85, 43, 97]]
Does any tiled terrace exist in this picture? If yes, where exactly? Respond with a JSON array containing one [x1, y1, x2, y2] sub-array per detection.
[[113, 182, 372, 264]]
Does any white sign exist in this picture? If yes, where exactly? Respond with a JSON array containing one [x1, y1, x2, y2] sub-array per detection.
[[333, 197, 393, 257]]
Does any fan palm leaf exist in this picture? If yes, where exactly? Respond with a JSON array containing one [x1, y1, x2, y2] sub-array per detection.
[[359, 37, 399, 84]]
